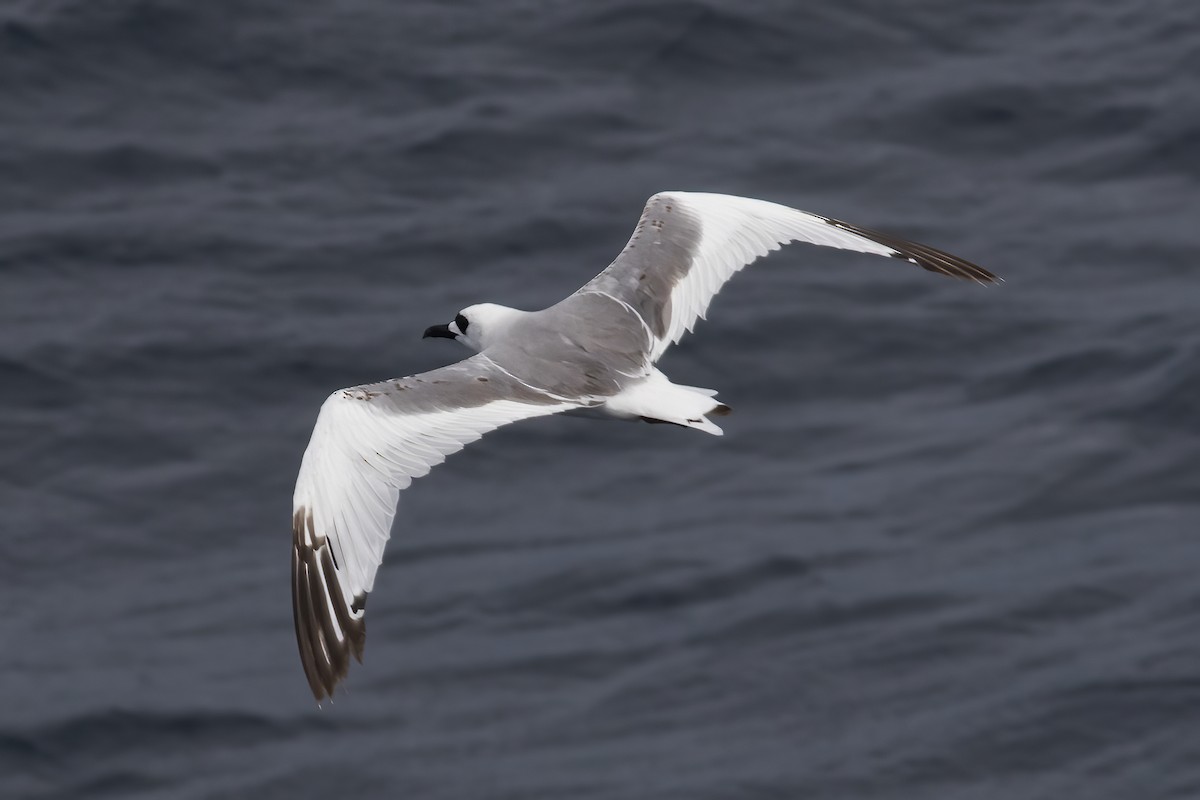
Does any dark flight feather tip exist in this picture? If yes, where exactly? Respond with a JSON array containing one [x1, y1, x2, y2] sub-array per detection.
[[292, 506, 369, 701]]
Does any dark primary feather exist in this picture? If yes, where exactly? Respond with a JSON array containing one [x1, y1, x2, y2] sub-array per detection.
[[292, 506, 367, 701], [820, 216, 999, 285]]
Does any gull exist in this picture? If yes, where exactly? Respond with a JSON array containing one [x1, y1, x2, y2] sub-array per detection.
[[291, 192, 997, 700]]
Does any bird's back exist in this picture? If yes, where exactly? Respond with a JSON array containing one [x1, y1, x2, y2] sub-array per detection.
[[491, 293, 654, 400]]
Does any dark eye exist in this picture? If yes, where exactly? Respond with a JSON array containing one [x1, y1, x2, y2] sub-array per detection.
[[455, 313, 469, 333]]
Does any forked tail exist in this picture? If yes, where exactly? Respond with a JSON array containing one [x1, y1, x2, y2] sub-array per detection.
[[603, 369, 731, 435]]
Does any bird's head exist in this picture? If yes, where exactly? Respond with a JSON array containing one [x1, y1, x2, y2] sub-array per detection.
[[423, 303, 521, 352]]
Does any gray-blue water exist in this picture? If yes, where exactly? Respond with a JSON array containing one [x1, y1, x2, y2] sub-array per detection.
[[3, 2, 1199, 798]]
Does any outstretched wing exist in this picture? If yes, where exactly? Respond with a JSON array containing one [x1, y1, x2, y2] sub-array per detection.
[[577, 192, 997, 362], [291, 353, 579, 700]]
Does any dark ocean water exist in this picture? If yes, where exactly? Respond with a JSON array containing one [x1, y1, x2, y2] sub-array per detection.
[[3, 1, 1199, 798]]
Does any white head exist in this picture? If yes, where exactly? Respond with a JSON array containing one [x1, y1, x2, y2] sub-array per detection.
[[422, 303, 522, 352]]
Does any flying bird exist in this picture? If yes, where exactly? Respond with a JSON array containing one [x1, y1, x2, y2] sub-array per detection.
[[291, 192, 997, 700]]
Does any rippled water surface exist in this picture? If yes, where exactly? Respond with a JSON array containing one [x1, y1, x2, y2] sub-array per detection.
[[3, 2, 1199, 798]]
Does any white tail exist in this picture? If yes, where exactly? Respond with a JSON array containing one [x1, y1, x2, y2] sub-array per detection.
[[602, 369, 729, 435]]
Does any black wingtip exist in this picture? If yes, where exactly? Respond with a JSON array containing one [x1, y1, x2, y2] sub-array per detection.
[[824, 217, 999, 285], [292, 506, 369, 702]]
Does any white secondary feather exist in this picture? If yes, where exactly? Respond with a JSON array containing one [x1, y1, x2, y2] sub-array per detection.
[[294, 390, 575, 607], [642, 193, 904, 360]]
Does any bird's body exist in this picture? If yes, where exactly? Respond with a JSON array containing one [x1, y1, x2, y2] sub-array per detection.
[[291, 191, 997, 700]]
